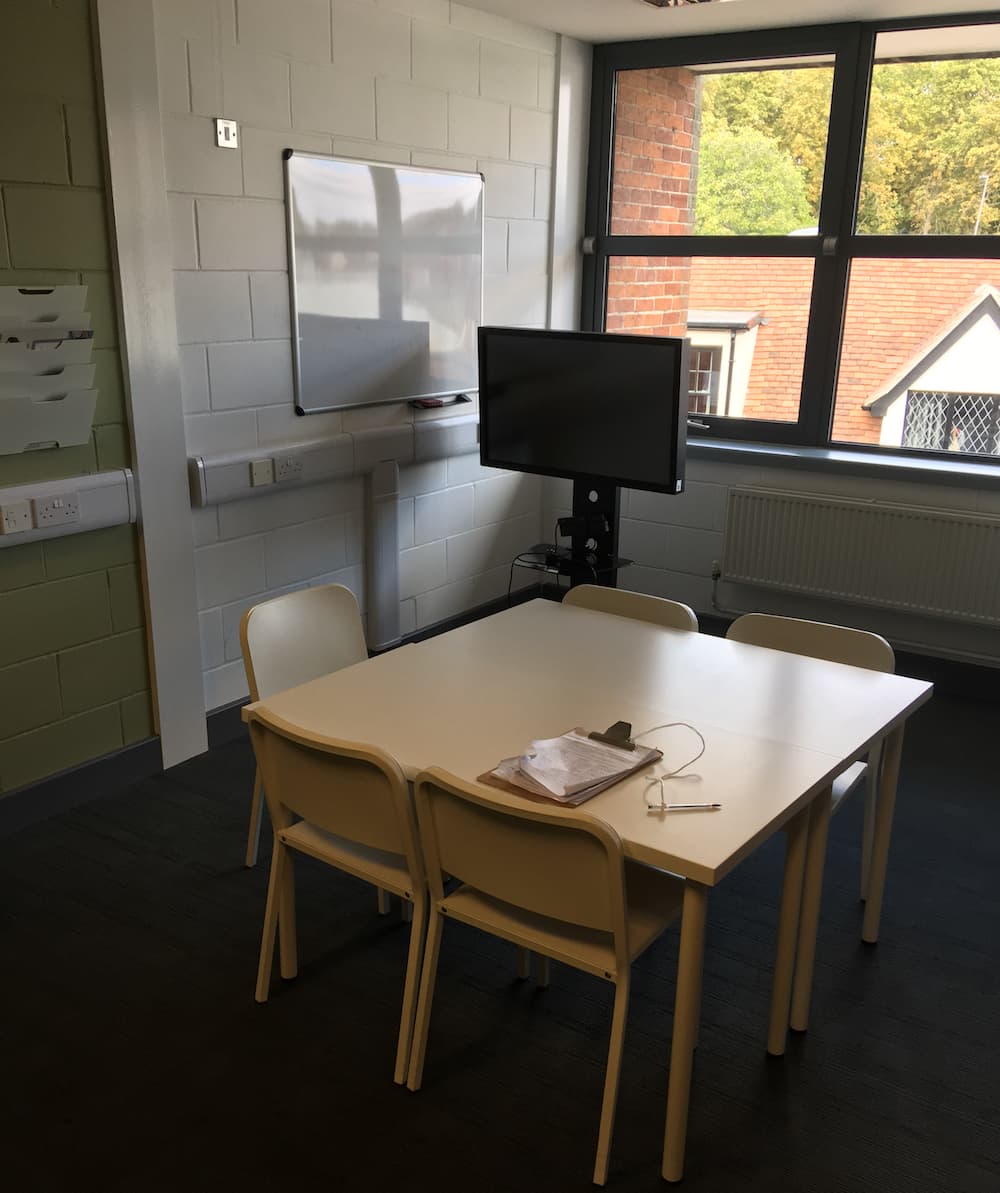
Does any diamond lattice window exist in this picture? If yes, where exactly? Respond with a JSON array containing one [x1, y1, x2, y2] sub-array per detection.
[[902, 390, 1000, 457]]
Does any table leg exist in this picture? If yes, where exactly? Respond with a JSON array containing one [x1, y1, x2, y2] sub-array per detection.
[[790, 786, 832, 1033], [767, 807, 809, 1056], [662, 881, 708, 1184], [862, 726, 905, 944]]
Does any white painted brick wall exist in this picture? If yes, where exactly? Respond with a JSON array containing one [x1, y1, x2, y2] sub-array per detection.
[[168, 195, 198, 269], [159, 0, 558, 707], [449, 95, 508, 158], [237, 0, 331, 63], [174, 271, 252, 343], [480, 41, 539, 106], [207, 340, 294, 409], [249, 272, 292, 338], [196, 198, 286, 270], [413, 22, 480, 95], [376, 79, 448, 149], [290, 63, 375, 138]]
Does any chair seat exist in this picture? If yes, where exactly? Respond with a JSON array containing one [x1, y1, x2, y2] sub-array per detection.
[[831, 761, 867, 815], [439, 859, 683, 981], [280, 821, 413, 898]]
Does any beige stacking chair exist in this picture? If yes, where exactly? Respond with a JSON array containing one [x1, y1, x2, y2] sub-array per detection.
[[407, 768, 684, 1186], [726, 611, 895, 900], [240, 583, 368, 867], [563, 583, 699, 631], [246, 706, 427, 1086]]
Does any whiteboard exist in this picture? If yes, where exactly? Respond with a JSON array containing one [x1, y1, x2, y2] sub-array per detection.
[[285, 151, 484, 414]]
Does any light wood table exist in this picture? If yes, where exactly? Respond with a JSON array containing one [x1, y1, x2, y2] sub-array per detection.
[[245, 599, 932, 1181]]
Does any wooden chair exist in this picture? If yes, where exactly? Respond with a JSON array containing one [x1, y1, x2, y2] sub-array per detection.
[[408, 768, 684, 1186], [563, 583, 699, 631], [246, 706, 427, 1086], [239, 583, 368, 867], [726, 612, 895, 901]]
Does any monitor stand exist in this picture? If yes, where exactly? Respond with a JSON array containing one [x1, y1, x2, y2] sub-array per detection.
[[568, 479, 623, 588]]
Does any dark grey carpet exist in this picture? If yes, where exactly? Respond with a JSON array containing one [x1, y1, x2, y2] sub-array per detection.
[[1, 692, 997, 1192]]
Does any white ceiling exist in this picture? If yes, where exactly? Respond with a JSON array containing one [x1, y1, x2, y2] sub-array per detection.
[[460, 0, 1000, 45]]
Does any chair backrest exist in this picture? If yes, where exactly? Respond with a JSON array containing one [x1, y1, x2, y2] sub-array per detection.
[[240, 583, 368, 700], [726, 613, 895, 673], [414, 767, 628, 948], [246, 707, 423, 881], [563, 584, 699, 632]]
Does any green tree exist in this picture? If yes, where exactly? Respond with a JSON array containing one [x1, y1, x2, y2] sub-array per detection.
[[699, 67, 832, 217], [860, 58, 1000, 234], [694, 126, 812, 234], [696, 58, 1000, 237]]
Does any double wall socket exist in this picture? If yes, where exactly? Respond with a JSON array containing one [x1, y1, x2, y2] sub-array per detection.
[[0, 491, 81, 534], [32, 492, 80, 528]]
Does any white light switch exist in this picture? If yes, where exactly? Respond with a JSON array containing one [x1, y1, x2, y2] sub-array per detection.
[[215, 118, 238, 149]]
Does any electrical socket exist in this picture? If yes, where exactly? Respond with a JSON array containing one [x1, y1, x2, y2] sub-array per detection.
[[273, 453, 305, 483], [31, 491, 80, 528], [0, 500, 32, 535], [249, 459, 275, 487]]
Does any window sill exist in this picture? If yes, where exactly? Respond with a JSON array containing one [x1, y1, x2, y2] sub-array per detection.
[[687, 438, 1000, 492]]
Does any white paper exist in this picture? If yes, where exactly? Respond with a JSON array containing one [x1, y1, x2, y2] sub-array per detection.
[[488, 730, 661, 804]]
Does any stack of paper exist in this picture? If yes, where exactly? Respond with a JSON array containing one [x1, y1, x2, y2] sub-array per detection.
[[489, 729, 662, 806]]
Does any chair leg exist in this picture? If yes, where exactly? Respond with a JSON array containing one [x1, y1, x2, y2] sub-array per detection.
[[790, 787, 832, 1033], [394, 893, 428, 1086], [517, 947, 532, 979], [535, 954, 551, 988], [593, 975, 630, 1186], [245, 767, 265, 868], [407, 907, 445, 1092], [377, 888, 391, 915], [277, 846, 297, 981], [255, 839, 284, 1002]]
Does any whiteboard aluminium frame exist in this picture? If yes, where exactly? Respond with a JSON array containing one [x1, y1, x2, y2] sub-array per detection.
[[283, 149, 485, 416]]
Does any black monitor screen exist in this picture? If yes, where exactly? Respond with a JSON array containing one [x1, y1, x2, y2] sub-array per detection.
[[478, 327, 687, 494]]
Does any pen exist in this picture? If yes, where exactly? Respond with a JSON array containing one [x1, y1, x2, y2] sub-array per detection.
[[664, 802, 721, 811]]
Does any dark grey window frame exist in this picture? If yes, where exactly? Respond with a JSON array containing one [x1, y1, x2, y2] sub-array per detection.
[[583, 15, 1000, 466]]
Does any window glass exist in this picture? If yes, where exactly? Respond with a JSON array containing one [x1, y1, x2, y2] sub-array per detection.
[[610, 60, 833, 236], [605, 255, 814, 422], [832, 258, 1000, 454], [858, 28, 1000, 235]]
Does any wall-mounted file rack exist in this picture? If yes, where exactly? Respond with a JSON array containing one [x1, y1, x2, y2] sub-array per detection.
[[0, 285, 99, 455]]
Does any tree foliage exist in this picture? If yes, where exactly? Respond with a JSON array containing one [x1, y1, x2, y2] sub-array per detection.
[[695, 57, 1000, 236], [694, 127, 812, 234]]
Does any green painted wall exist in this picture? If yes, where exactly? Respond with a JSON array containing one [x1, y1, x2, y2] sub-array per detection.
[[0, 0, 153, 793]]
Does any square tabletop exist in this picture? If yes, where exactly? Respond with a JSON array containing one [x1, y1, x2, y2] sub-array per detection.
[[245, 600, 932, 887]]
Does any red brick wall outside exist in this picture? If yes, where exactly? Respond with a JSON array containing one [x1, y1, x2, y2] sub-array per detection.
[[688, 256, 814, 426], [689, 257, 1000, 443], [834, 258, 1000, 443], [606, 67, 698, 338]]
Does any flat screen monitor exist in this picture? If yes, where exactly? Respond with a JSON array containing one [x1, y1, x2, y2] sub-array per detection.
[[478, 327, 687, 494]]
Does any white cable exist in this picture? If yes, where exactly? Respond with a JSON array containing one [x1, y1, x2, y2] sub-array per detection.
[[632, 722, 707, 811]]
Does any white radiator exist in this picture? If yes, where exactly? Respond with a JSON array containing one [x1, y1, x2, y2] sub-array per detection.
[[720, 488, 1000, 626]]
